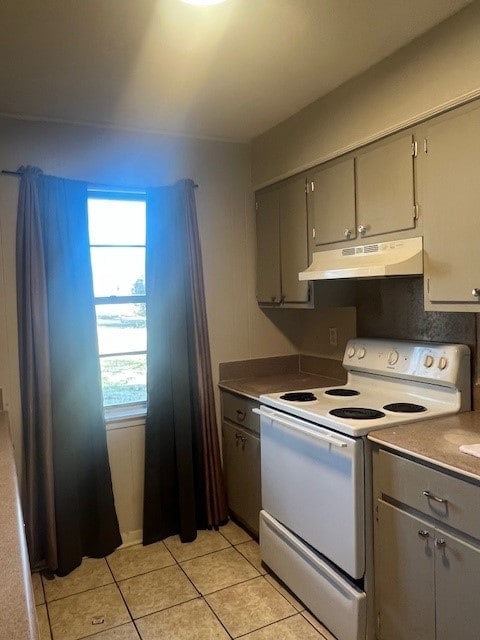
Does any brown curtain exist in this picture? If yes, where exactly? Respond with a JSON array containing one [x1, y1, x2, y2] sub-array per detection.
[[16, 167, 57, 571], [143, 179, 227, 545], [16, 167, 122, 575]]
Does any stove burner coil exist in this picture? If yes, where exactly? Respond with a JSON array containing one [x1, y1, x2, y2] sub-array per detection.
[[324, 388, 360, 397], [329, 407, 385, 420], [383, 402, 427, 413], [280, 392, 317, 402]]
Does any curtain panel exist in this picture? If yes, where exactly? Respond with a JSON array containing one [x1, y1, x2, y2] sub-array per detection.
[[16, 167, 121, 575], [143, 179, 227, 545]]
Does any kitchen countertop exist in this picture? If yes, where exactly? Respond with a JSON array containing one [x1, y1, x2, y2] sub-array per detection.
[[368, 411, 480, 482], [0, 412, 39, 640], [219, 372, 345, 401]]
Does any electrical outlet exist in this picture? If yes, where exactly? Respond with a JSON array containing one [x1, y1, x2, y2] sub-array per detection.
[[329, 327, 338, 346]]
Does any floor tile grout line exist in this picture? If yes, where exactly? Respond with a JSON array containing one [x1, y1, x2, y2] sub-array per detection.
[[200, 573, 266, 598], [111, 559, 177, 583], [234, 610, 301, 639], [201, 592, 234, 639], [42, 578, 117, 605], [233, 542, 266, 576], [263, 574, 303, 608], [40, 525, 297, 640], [76, 619, 137, 640], [299, 611, 332, 640]]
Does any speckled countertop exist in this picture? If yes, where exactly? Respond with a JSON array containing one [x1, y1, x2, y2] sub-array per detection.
[[219, 372, 345, 401], [0, 412, 39, 639], [368, 411, 480, 482]]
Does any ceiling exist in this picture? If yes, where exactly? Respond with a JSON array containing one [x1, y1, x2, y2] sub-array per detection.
[[0, 0, 473, 141]]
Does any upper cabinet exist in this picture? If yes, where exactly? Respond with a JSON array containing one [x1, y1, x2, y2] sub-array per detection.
[[256, 174, 310, 306], [255, 187, 281, 304], [308, 157, 356, 247], [355, 132, 418, 239], [308, 131, 420, 250], [420, 101, 480, 311]]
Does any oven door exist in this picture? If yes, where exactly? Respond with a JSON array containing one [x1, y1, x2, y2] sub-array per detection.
[[255, 406, 365, 579]]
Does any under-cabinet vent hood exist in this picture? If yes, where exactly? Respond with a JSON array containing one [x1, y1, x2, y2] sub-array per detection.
[[299, 236, 423, 281]]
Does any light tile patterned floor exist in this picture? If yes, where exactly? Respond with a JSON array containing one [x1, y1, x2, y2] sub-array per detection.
[[34, 520, 337, 640]]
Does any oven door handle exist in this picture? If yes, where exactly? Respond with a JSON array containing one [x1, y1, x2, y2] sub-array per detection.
[[252, 407, 347, 449]]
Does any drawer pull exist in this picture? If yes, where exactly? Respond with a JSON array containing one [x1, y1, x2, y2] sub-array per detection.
[[418, 530, 430, 539], [236, 410, 246, 421], [235, 432, 247, 448], [422, 490, 447, 504]]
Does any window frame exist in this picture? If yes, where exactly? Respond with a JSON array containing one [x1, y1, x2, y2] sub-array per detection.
[[87, 189, 148, 423]]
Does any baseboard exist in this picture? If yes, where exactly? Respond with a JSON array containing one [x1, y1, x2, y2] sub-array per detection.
[[119, 529, 143, 548]]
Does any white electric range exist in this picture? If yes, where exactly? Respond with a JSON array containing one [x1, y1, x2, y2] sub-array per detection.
[[254, 338, 471, 640]]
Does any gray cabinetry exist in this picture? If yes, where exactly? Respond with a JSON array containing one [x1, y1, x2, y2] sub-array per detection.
[[308, 156, 356, 247], [375, 500, 435, 640], [373, 448, 480, 640], [421, 101, 480, 310], [255, 175, 310, 306], [255, 187, 281, 304], [355, 132, 418, 239], [221, 392, 261, 535], [306, 130, 419, 252]]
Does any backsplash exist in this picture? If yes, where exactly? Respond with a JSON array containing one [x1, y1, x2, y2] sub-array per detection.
[[355, 277, 476, 347], [356, 277, 478, 406]]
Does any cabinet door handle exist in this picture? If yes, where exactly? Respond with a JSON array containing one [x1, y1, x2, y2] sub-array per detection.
[[422, 490, 447, 504], [418, 530, 430, 539], [435, 538, 446, 548], [472, 288, 480, 297], [236, 410, 246, 421], [358, 224, 367, 236], [344, 228, 351, 238]]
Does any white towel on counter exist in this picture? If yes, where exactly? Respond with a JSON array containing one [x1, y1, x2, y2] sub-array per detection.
[[459, 443, 480, 458]]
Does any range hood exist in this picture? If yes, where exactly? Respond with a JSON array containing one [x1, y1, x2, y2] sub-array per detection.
[[299, 236, 423, 281]]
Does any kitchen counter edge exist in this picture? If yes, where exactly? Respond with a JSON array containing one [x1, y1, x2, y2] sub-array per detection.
[[368, 411, 480, 483], [0, 411, 39, 640], [219, 372, 346, 402]]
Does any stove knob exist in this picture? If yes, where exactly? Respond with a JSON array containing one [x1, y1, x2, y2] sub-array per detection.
[[347, 346, 356, 358], [388, 350, 399, 365], [438, 357, 448, 370], [424, 355, 434, 368], [357, 346, 366, 359]]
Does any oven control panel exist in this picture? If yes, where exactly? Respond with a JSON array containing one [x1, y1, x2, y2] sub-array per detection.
[[343, 338, 470, 387]]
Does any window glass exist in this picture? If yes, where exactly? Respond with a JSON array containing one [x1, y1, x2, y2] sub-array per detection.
[[90, 247, 145, 298], [96, 304, 146, 355], [100, 354, 147, 407], [88, 198, 146, 245], [88, 193, 147, 411]]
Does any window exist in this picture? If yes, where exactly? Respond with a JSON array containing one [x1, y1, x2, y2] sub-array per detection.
[[87, 191, 147, 413]]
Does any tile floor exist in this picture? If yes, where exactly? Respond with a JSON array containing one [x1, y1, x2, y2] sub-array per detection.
[[33, 520, 337, 640]]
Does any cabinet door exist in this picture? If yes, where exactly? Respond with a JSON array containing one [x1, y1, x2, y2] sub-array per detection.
[[423, 104, 480, 304], [435, 527, 480, 640], [222, 421, 261, 535], [255, 188, 281, 304], [375, 500, 435, 640], [309, 157, 356, 246], [356, 132, 417, 238], [279, 174, 309, 303]]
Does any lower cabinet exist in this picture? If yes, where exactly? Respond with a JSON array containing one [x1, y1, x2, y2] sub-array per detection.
[[374, 449, 480, 640], [221, 391, 261, 535]]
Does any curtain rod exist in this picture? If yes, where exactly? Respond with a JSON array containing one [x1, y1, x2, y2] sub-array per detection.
[[1, 169, 199, 188]]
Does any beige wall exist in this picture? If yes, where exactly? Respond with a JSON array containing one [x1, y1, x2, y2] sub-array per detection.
[[0, 116, 292, 537], [252, 1, 480, 186], [0, 116, 354, 538]]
